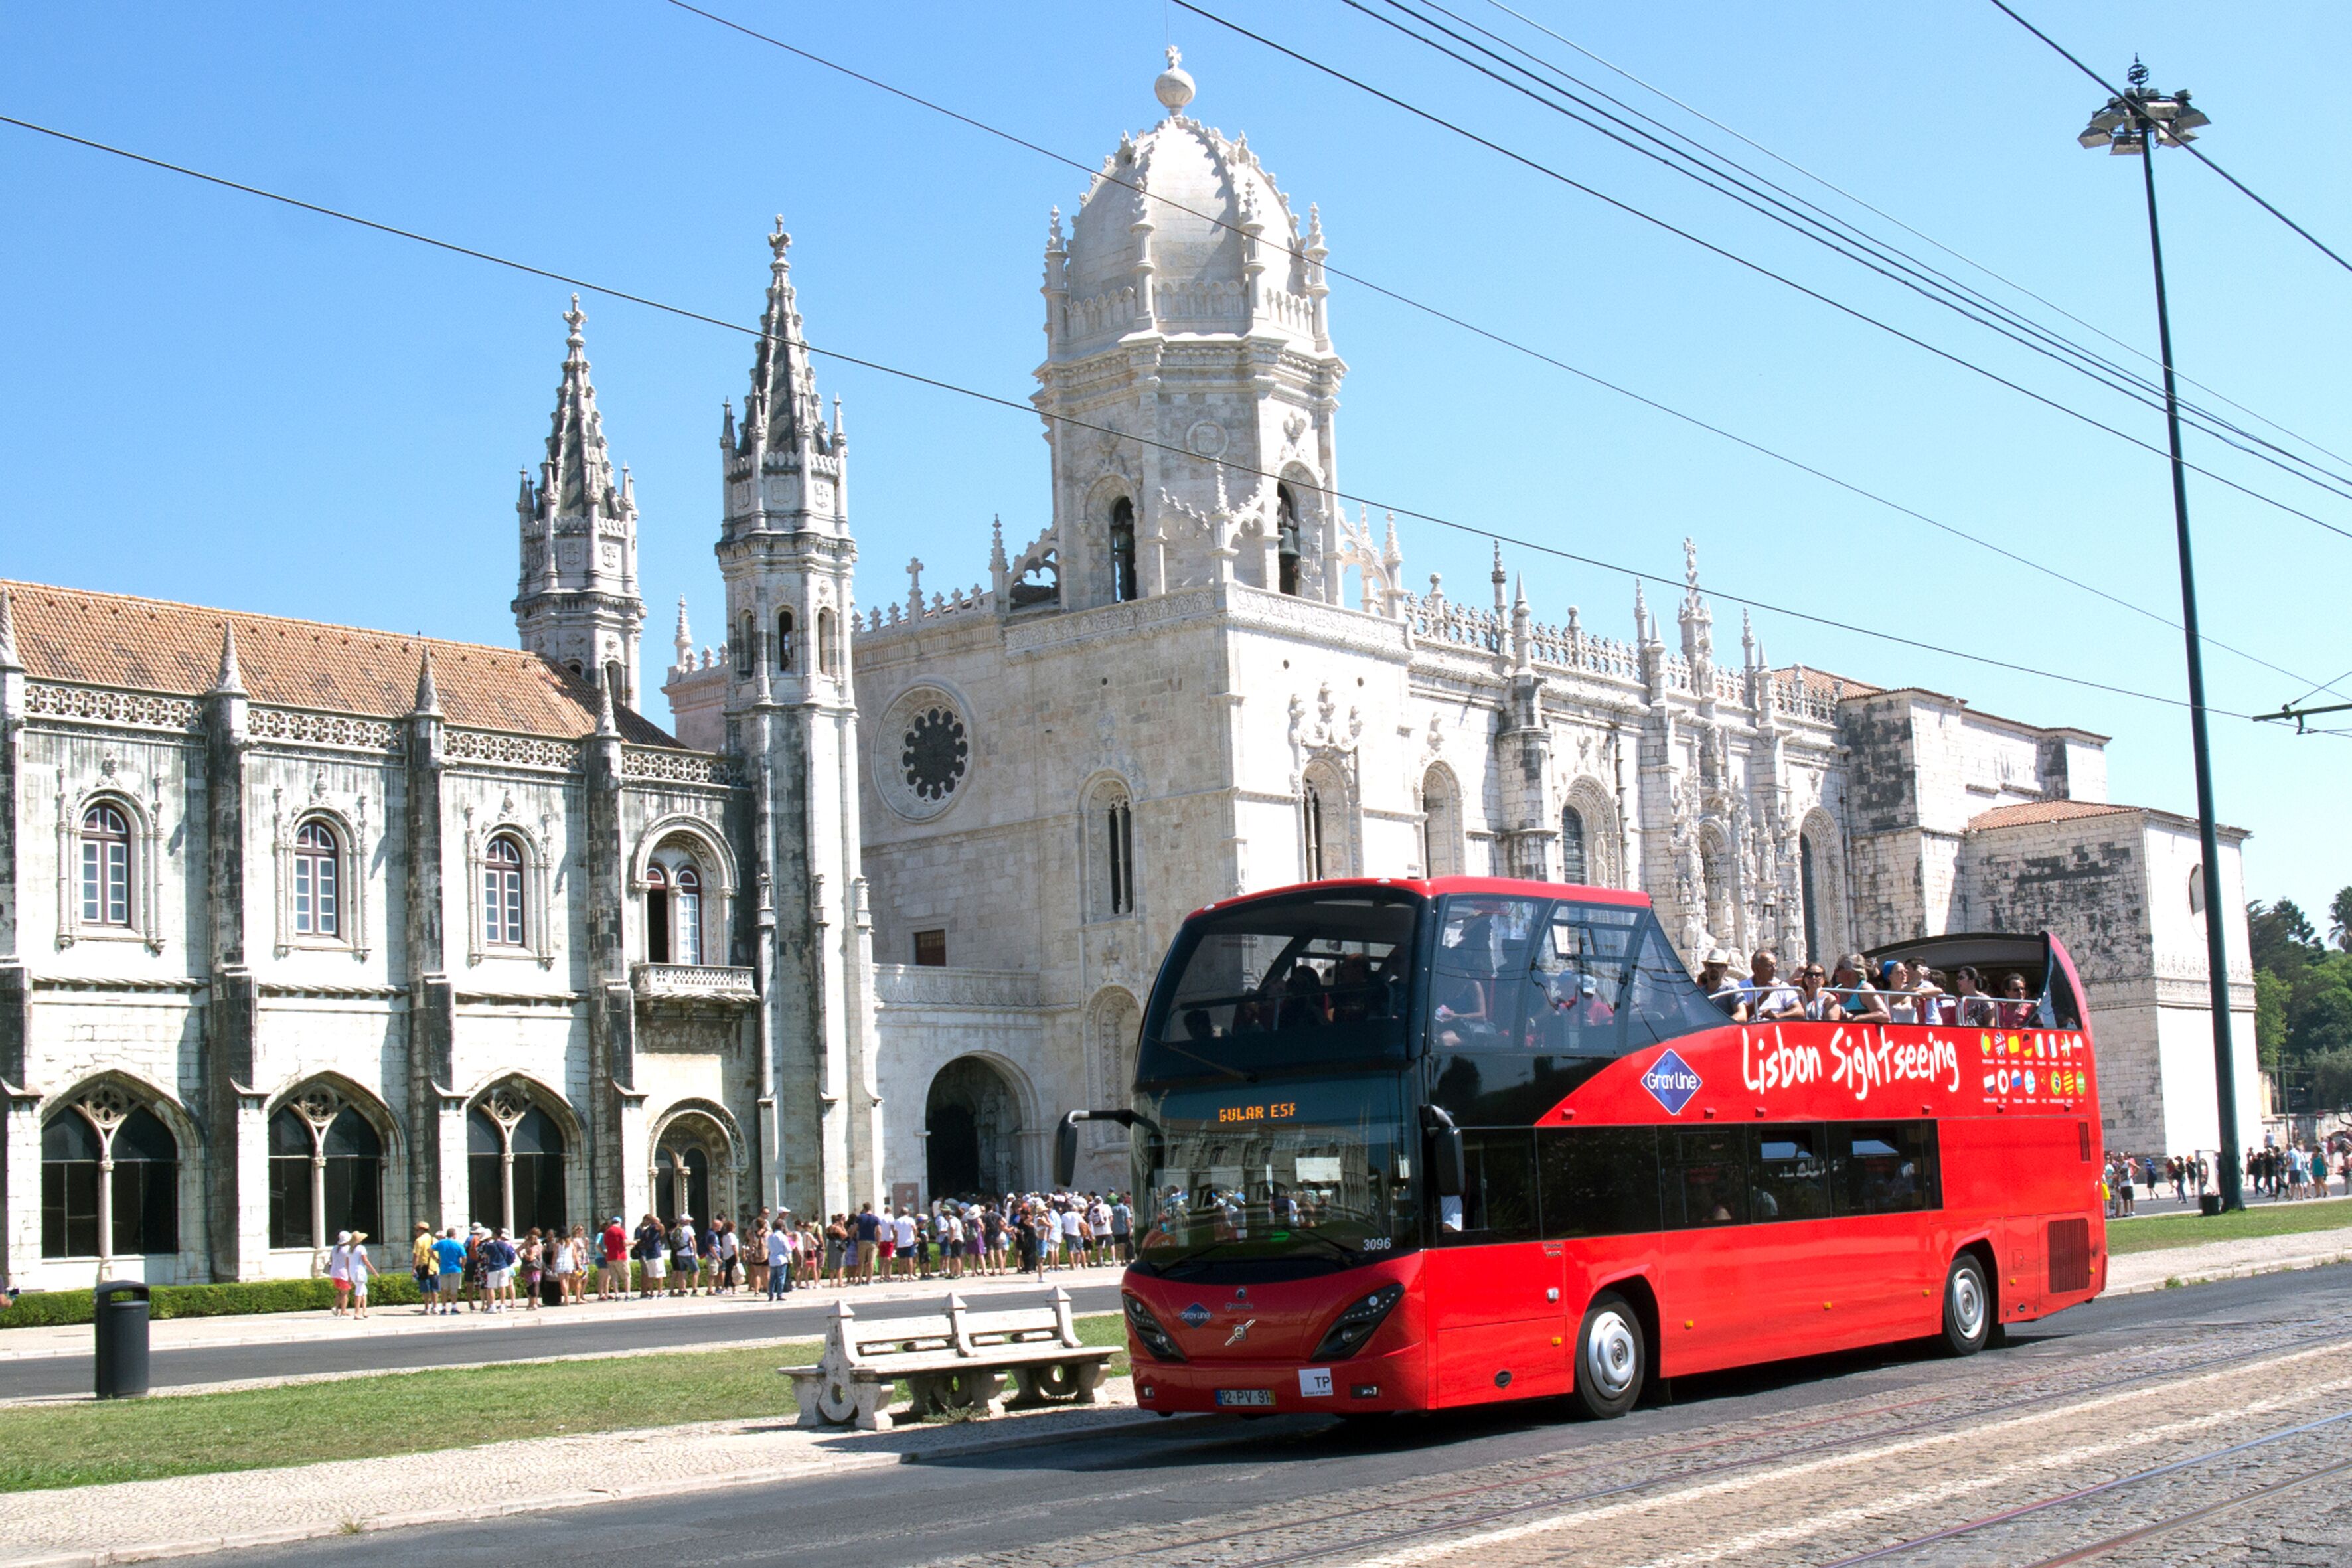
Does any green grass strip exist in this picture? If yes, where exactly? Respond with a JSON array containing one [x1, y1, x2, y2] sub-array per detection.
[[2107, 1196, 2352, 1256], [0, 1314, 1129, 1494]]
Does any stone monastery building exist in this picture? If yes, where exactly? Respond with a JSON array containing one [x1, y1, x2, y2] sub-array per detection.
[[0, 55, 2259, 1289]]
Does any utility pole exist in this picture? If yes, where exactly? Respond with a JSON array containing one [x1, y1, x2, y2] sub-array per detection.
[[2077, 63, 2244, 1212]]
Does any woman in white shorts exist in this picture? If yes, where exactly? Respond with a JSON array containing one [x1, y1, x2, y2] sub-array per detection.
[[347, 1231, 376, 1319]]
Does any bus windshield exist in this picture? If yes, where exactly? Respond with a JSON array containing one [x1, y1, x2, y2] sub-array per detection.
[[1132, 1078, 1417, 1278], [1136, 890, 1419, 1085]]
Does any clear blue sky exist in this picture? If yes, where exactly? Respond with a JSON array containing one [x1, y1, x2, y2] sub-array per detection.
[[5, 2, 2345, 919]]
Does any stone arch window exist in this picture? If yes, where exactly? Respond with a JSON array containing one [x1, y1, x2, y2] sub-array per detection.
[[2189, 863, 2206, 916], [603, 659, 624, 704], [645, 864, 670, 963], [643, 837, 712, 965], [293, 820, 341, 938], [817, 608, 842, 676], [1109, 497, 1139, 603], [1700, 824, 1735, 949], [1303, 780, 1329, 881], [80, 803, 132, 929], [736, 613, 756, 676], [1089, 780, 1137, 918], [1421, 766, 1462, 878], [266, 1089, 384, 1251], [1799, 834, 1822, 963], [467, 1085, 567, 1236], [1561, 805, 1590, 885], [41, 1087, 179, 1261], [1276, 483, 1302, 596], [1796, 809, 1847, 963], [483, 834, 527, 949], [775, 609, 796, 672]]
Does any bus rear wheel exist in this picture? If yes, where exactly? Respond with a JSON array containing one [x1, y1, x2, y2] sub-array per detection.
[[1942, 1254, 1992, 1357], [1572, 1290, 1645, 1419]]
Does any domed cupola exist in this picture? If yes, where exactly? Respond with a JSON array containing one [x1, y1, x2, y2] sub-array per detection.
[[1045, 48, 1331, 360], [1034, 50, 1347, 615]]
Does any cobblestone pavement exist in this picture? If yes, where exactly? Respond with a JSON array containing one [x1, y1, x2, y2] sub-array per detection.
[[919, 1303, 2352, 1568]]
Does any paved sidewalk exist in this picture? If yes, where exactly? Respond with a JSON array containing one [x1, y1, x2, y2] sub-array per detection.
[[2106, 1223, 2352, 1294], [0, 1264, 1125, 1362], [0, 1377, 1154, 1568]]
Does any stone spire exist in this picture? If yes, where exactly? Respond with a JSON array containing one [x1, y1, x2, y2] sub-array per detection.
[[722, 218, 846, 546], [672, 597, 693, 672], [514, 294, 644, 704], [1678, 536, 1713, 670], [411, 648, 440, 716], [211, 621, 244, 696]]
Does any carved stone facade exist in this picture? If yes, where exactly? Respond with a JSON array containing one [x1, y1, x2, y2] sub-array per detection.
[[0, 60, 2262, 1294]]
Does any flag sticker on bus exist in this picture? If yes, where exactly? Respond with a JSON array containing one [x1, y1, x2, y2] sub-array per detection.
[[1640, 1049, 1703, 1115]]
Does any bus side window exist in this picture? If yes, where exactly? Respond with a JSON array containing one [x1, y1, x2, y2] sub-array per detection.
[[1447, 1129, 1539, 1243], [1537, 1126, 1660, 1238], [1516, 911, 1631, 1056], [1833, 1121, 1938, 1215], [1750, 1124, 1832, 1223], [1431, 896, 1544, 1054], [1662, 1129, 1748, 1228], [1626, 918, 1730, 1049]]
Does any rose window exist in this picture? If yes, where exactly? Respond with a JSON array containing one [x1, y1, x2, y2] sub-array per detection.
[[901, 707, 969, 802]]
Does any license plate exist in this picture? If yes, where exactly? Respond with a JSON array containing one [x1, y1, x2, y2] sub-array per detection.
[[1215, 1388, 1275, 1407], [1298, 1368, 1334, 1397]]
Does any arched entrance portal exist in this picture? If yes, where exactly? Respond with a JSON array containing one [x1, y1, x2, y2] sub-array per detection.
[[649, 1110, 733, 1226], [925, 1057, 1019, 1202]]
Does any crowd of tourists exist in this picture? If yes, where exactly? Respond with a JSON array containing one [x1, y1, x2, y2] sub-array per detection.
[[390, 1190, 1137, 1316], [1694, 948, 2051, 1028], [2098, 1143, 2351, 1217]]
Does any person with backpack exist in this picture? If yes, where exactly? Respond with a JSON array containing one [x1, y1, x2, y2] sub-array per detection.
[[412, 1223, 439, 1315], [670, 1214, 700, 1298], [635, 1212, 665, 1299]]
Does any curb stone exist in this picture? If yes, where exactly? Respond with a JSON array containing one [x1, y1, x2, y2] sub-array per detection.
[[0, 1391, 1168, 1568]]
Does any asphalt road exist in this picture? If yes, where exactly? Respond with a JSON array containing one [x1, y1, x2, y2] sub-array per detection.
[[206, 1265, 2352, 1568], [3, 1281, 1127, 1399]]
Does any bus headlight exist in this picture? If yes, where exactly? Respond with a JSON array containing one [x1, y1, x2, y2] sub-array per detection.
[[1125, 1294, 1186, 1362], [1312, 1283, 1405, 1362]]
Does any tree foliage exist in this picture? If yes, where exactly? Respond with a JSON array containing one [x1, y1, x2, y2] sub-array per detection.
[[2249, 890, 2352, 1111]]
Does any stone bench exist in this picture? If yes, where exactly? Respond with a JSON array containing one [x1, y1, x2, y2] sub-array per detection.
[[781, 1285, 1117, 1431]]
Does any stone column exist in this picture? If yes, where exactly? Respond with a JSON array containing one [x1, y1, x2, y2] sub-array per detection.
[[200, 635, 264, 1281], [403, 667, 456, 1233]]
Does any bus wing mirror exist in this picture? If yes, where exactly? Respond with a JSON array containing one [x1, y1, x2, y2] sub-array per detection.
[[1421, 1104, 1466, 1198], [1433, 1127, 1466, 1198], [1054, 1109, 1138, 1188]]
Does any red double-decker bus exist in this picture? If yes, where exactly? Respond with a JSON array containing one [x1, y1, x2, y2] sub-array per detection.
[[1065, 876, 2105, 1419]]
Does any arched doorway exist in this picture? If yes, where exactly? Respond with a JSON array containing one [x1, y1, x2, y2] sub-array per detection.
[[649, 1109, 734, 1226], [925, 1057, 1019, 1202]]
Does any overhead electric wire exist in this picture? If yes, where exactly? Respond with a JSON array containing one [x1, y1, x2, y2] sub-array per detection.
[[1363, 0, 2352, 505], [1481, 0, 2352, 479], [3, 108, 2312, 726], [653, 0, 2347, 703], [1986, 0, 2352, 279], [1171, 0, 2352, 548]]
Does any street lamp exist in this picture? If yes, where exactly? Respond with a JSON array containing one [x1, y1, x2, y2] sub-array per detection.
[[2078, 60, 2244, 1214]]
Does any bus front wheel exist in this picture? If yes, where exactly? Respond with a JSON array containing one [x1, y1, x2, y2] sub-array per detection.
[[1941, 1254, 1992, 1356], [1572, 1290, 1646, 1419]]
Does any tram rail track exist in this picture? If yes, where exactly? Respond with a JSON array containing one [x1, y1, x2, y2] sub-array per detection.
[[1031, 1323, 2352, 1568], [1820, 1405, 2352, 1566]]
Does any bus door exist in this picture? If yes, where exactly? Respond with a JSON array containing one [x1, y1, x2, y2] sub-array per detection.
[[1425, 1127, 1569, 1403]]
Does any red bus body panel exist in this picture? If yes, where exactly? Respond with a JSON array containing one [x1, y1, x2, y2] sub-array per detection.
[[1125, 884, 2105, 1415]]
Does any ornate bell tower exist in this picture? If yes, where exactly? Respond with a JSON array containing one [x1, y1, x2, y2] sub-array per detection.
[[716, 220, 880, 1222], [513, 297, 645, 703]]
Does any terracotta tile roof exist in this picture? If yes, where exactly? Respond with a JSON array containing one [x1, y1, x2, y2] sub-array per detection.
[[1966, 799, 2138, 831], [3, 579, 682, 747], [1772, 665, 1882, 700]]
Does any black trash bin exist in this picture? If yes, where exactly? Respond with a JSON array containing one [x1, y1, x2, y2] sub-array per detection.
[[93, 1278, 151, 1399]]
